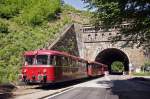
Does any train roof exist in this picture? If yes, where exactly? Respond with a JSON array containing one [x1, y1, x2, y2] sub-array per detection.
[[24, 50, 87, 62], [88, 61, 107, 66]]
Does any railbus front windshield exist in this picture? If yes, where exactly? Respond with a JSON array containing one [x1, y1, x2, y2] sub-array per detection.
[[24, 55, 54, 66], [36, 55, 48, 65], [25, 55, 35, 65]]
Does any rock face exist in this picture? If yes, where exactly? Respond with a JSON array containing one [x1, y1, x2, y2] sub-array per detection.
[[46, 23, 148, 72]]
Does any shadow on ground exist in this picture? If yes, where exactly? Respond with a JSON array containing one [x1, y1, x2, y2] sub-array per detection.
[[97, 77, 150, 99], [0, 84, 16, 99], [0, 75, 104, 99], [36, 75, 104, 90], [110, 72, 123, 75]]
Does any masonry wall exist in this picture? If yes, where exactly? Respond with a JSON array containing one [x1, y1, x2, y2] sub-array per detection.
[[81, 24, 146, 67], [48, 24, 79, 56], [83, 42, 145, 67], [46, 23, 146, 67]]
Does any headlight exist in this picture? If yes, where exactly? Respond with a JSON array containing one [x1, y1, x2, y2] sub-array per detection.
[[43, 69, 47, 73], [23, 69, 27, 73]]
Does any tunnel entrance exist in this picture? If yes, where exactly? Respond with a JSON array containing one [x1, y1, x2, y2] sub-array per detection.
[[95, 48, 129, 74]]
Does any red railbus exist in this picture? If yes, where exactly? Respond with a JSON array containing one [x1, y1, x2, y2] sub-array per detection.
[[87, 61, 107, 77], [19, 50, 88, 84], [19, 50, 108, 84]]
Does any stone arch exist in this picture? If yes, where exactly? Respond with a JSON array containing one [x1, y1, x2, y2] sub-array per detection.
[[95, 48, 129, 74]]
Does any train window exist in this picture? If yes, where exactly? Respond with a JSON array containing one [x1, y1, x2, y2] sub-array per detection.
[[82, 61, 85, 67], [81, 61, 85, 67], [49, 55, 55, 65], [67, 58, 71, 66], [83, 61, 86, 67], [62, 57, 68, 67], [50, 55, 56, 66], [75, 60, 78, 67], [36, 55, 48, 65], [69, 58, 74, 67], [73, 58, 78, 67], [25, 55, 35, 65], [50, 55, 57, 66], [55, 56, 62, 66], [71, 59, 74, 67], [68, 58, 79, 67], [78, 61, 82, 67], [76, 60, 80, 66], [61, 57, 64, 66]]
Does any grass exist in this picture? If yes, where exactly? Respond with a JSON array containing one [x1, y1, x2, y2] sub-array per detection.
[[132, 72, 150, 76]]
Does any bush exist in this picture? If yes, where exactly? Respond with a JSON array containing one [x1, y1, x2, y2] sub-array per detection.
[[0, 20, 9, 33], [0, 0, 61, 25], [111, 61, 124, 72], [144, 61, 150, 67], [0, 0, 26, 19], [141, 60, 150, 72], [18, 0, 61, 26]]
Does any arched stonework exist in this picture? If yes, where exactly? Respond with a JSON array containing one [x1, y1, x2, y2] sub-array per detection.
[[95, 48, 129, 73], [74, 24, 146, 68]]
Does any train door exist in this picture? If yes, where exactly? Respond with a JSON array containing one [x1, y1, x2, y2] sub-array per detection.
[[88, 63, 92, 76], [61, 56, 70, 80], [101, 65, 104, 75], [54, 55, 63, 80], [86, 62, 89, 76]]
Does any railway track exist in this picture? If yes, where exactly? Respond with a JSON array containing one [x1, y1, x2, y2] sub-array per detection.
[[14, 85, 72, 99], [13, 76, 102, 99]]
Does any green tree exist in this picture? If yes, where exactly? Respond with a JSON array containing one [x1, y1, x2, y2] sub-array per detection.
[[111, 61, 124, 72], [83, 0, 150, 50], [141, 60, 150, 72]]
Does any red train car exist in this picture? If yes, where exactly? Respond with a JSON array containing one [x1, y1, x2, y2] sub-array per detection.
[[19, 50, 88, 84], [87, 61, 107, 77], [19, 50, 108, 84]]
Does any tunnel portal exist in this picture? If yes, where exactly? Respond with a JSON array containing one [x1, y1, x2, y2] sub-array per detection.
[[95, 48, 129, 74]]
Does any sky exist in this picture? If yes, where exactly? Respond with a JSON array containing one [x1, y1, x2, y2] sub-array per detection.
[[64, 0, 87, 10]]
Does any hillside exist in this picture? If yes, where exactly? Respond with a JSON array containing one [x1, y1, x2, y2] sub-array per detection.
[[0, 0, 90, 83]]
